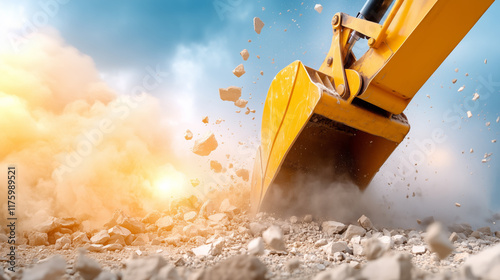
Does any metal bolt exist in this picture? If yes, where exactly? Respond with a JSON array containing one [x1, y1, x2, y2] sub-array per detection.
[[337, 84, 345, 95], [368, 38, 376, 46], [332, 15, 339, 25], [326, 57, 333, 66]]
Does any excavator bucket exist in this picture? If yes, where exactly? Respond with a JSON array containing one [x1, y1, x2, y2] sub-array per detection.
[[251, 61, 410, 214], [251, 0, 493, 214]]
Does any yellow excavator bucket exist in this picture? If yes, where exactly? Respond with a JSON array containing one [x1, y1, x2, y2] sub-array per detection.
[[251, 0, 493, 214]]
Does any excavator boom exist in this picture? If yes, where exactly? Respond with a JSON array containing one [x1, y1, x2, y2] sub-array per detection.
[[251, 0, 494, 214]]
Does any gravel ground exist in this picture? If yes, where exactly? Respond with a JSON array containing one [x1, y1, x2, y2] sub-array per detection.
[[1, 194, 499, 280]]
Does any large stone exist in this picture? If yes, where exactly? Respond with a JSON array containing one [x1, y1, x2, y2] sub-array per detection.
[[184, 211, 197, 222], [75, 252, 102, 280], [471, 230, 482, 239], [262, 225, 286, 251], [192, 239, 224, 257], [463, 243, 500, 279], [202, 255, 267, 280], [55, 235, 71, 250], [353, 244, 364, 256], [49, 232, 64, 245], [210, 160, 223, 173], [363, 237, 386, 260], [107, 235, 126, 246], [412, 245, 426, 255], [314, 4, 323, 14], [448, 223, 473, 235], [449, 232, 459, 242], [86, 244, 104, 252], [156, 216, 175, 231], [108, 225, 132, 238], [91, 230, 110, 244], [358, 215, 374, 230], [232, 64, 245, 77], [123, 256, 168, 280], [192, 244, 212, 257], [132, 235, 148, 246], [57, 217, 80, 229], [378, 236, 394, 250], [477, 226, 492, 235], [240, 49, 250, 61], [141, 211, 162, 224], [303, 215, 313, 223], [37, 218, 59, 233], [315, 239, 328, 247], [322, 241, 348, 255], [21, 255, 66, 280], [193, 132, 218, 156], [104, 243, 123, 251], [361, 253, 412, 280], [392, 235, 407, 245], [249, 222, 267, 236], [248, 237, 265, 255], [182, 224, 200, 238], [104, 210, 123, 229], [219, 198, 238, 215], [28, 232, 48, 246], [72, 232, 90, 245], [199, 199, 216, 218], [253, 17, 265, 34], [219, 86, 242, 102], [208, 213, 228, 223], [424, 222, 454, 259], [344, 225, 366, 240], [164, 235, 182, 246], [322, 221, 346, 236], [37, 217, 79, 233], [117, 215, 145, 234], [211, 238, 225, 256]]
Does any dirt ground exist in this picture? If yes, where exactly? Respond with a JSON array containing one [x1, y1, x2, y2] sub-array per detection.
[[1, 193, 500, 280]]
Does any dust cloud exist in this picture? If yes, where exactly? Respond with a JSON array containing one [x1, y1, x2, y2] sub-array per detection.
[[261, 146, 499, 231], [0, 31, 195, 231]]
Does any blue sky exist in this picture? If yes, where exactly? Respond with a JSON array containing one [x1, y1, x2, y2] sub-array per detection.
[[1, 0, 499, 224]]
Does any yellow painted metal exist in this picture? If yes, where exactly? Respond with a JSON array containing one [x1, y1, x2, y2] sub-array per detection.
[[341, 13, 381, 39], [252, 61, 409, 213], [370, 0, 404, 49], [251, 0, 493, 214], [253, 61, 323, 213], [353, 0, 494, 114]]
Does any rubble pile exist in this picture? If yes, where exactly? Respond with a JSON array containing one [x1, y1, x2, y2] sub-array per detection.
[[1, 197, 499, 279]]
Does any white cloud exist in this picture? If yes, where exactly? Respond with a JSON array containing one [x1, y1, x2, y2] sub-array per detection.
[[162, 38, 232, 124], [99, 68, 139, 95]]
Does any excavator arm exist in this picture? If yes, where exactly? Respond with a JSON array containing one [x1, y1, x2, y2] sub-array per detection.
[[251, 0, 494, 215]]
